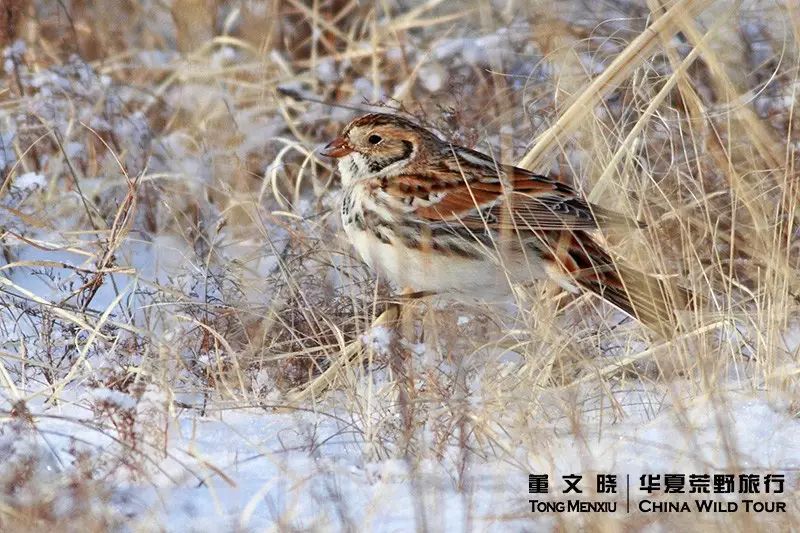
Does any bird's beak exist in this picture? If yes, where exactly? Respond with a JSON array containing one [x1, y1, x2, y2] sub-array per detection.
[[321, 136, 353, 158]]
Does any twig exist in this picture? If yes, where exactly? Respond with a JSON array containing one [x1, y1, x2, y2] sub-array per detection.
[[283, 305, 399, 406]]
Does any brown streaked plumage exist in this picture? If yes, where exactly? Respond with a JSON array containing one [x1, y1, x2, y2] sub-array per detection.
[[322, 112, 690, 336]]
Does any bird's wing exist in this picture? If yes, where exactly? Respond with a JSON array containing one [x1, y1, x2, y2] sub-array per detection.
[[373, 145, 640, 231]]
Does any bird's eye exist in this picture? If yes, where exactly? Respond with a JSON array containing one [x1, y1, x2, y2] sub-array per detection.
[[368, 134, 382, 145]]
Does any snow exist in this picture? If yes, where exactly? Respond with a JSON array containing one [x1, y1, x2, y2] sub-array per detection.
[[210, 46, 237, 68], [432, 27, 520, 67], [13, 171, 46, 191], [2, 386, 795, 530], [0, 127, 15, 170], [361, 325, 395, 356], [419, 63, 446, 92], [90, 388, 138, 410], [315, 58, 339, 83]]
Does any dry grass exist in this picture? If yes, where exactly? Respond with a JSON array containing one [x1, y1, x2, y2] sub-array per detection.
[[0, 0, 798, 530]]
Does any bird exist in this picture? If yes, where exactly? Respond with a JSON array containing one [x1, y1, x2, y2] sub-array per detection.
[[321, 112, 690, 336]]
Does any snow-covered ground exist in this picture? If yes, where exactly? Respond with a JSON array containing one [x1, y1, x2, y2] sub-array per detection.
[[4, 382, 798, 530]]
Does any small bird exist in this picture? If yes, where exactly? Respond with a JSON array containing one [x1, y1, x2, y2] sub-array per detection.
[[322, 112, 689, 335]]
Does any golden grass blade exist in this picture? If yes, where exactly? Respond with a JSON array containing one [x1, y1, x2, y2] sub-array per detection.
[[0, 276, 101, 335], [44, 281, 134, 403], [588, 9, 730, 202], [517, 0, 715, 171], [671, 3, 783, 172], [284, 305, 399, 406], [571, 320, 728, 385]]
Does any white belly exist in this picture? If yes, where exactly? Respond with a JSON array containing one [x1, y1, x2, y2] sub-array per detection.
[[339, 181, 549, 300], [343, 222, 539, 300]]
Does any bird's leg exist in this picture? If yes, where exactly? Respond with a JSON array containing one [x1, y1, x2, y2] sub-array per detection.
[[389, 286, 421, 456]]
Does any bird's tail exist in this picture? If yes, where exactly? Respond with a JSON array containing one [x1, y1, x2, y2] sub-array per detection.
[[545, 231, 693, 337]]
